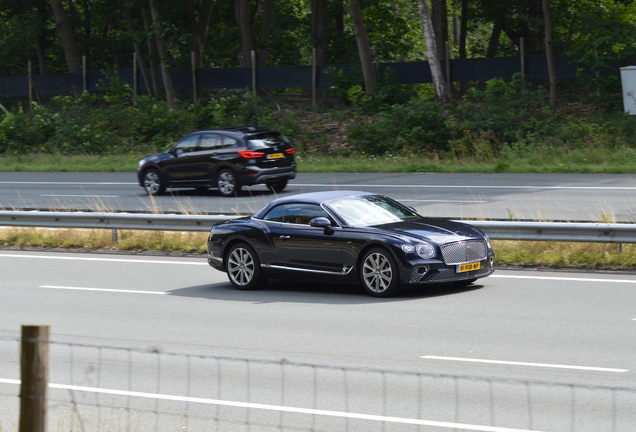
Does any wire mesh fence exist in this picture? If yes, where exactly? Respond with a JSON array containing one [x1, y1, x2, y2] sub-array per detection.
[[1, 335, 636, 432]]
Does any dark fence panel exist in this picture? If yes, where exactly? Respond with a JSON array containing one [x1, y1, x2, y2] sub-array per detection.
[[197, 67, 252, 89], [0, 55, 621, 98]]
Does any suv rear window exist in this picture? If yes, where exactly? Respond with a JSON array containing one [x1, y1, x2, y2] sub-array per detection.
[[247, 133, 289, 149]]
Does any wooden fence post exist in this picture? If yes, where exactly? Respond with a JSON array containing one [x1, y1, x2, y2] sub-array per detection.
[[191, 51, 198, 104], [520, 37, 526, 87], [312, 48, 317, 107], [82, 56, 87, 93], [20, 324, 50, 432]]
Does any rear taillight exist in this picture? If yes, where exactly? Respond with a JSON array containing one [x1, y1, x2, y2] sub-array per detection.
[[285, 148, 295, 154], [238, 149, 265, 158]]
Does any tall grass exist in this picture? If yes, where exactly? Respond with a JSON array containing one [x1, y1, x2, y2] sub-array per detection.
[[2, 227, 635, 270]]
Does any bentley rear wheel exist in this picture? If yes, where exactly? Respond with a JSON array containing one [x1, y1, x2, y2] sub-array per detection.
[[226, 243, 265, 290]]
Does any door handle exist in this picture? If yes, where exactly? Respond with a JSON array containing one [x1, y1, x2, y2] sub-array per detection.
[[279, 235, 291, 240]]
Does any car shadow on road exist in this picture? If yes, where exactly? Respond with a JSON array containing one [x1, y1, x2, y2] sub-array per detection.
[[166, 280, 485, 304]]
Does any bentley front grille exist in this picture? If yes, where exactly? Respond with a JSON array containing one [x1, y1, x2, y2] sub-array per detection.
[[425, 260, 493, 283], [440, 240, 488, 265]]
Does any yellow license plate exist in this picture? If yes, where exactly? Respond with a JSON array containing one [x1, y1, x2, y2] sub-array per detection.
[[267, 153, 284, 159], [457, 262, 480, 272]]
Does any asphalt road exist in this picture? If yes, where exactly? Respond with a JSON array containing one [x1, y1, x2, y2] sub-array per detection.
[[1, 250, 636, 431], [2, 171, 636, 221]]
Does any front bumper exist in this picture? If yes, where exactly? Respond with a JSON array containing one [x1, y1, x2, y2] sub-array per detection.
[[405, 254, 495, 284]]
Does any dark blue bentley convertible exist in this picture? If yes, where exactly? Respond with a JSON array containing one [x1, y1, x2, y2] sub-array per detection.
[[207, 190, 494, 297]]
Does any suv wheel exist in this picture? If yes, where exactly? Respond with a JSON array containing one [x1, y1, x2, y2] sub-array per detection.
[[143, 168, 166, 196], [217, 169, 241, 197]]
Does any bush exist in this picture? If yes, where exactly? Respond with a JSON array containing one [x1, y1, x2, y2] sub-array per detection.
[[346, 99, 450, 155]]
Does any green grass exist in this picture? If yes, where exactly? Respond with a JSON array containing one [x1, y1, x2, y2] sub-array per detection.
[[1, 227, 635, 271], [2, 149, 636, 174]]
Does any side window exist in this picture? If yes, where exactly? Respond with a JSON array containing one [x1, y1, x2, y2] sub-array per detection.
[[285, 204, 332, 225], [173, 135, 199, 154], [262, 205, 285, 222], [222, 136, 238, 148], [198, 134, 223, 151]]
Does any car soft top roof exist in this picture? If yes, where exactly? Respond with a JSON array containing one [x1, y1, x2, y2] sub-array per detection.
[[253, 190, 376, 218]]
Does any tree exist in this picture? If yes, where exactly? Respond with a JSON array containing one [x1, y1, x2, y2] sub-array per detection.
[[235, 0, 253, 67], [417, 0, 447, 102], [311, 0, 329, 65], [347, 0, 376, 94], [191, 0, 216, 68], [49, 0, 81, 73], [542, 0, 556, 102], [149, 1, 176, 107], [257, 0, 274, 67]]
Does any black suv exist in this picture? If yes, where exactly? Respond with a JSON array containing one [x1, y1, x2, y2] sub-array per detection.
[[137, 126, 296, 196]]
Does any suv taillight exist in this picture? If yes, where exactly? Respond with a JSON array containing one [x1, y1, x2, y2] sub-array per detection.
[[285, 148, 295, 154], [238, 149, 265, 158]]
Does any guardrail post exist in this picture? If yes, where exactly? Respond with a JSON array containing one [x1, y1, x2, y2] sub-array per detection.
[[112, 229, 118, 244], [20, 324, 50, 432]]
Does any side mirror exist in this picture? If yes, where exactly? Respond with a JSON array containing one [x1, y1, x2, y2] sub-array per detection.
[[309, 217, 333, 233]]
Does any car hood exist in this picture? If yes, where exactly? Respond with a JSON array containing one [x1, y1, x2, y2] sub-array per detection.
[[375, 218, 485, 244]]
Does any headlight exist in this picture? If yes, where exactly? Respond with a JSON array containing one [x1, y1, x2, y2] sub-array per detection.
[[416, 243, 435, 259], [138, 159, 147, 170]]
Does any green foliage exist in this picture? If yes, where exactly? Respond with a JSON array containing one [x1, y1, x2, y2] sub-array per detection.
[[346, 99, 449, 155]]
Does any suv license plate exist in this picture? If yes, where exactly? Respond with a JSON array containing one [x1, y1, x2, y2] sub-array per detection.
[[267, 153, 284, 159], [457, 262, 480, 272]]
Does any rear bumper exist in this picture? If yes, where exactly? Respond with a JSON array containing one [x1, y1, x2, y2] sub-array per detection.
[[239, 166, 296, 185]]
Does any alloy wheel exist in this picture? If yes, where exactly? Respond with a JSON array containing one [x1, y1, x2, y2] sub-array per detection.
[[362, 252, 393, 293], [227, 247, 255, 286]]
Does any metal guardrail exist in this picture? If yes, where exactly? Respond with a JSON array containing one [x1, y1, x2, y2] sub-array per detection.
[[0, 210, 242, 232], [1, 210, 635, 243], [466, 220, 636, 243]]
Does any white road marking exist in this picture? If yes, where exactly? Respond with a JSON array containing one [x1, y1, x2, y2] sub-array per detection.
[[0, 253, 207, 265], [2, 180, 635, 191], [40, 194, 119, 198], [39, 285, 165, 295], [421, 356, 629, 373], [491, 275, 636, 284], [0, 378, 544, 432], [293, 183, 636, 191]]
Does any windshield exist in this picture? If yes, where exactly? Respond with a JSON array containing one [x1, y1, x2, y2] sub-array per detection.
[[326, 196, 419, 227], [248, 132, 289, 149]]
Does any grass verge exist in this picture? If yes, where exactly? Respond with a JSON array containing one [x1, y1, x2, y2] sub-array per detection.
[[1, 227, 635, 271], [2, 151, 636, 174]]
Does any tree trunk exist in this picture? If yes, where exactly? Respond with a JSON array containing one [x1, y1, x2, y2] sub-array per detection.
[[417, 0, 447, 102], [49, 0, 81, 73], [191, 0, 215, 68], [458, 0, 467, 60], [235, 0, 253, 67], [431, 0, 448, 62], [542, 0, 557, 102], [486, 11, 504, 57], [123, 7, 154, 97], [140, 7, 160, 98], [457, 0, 468, 95], [257, 0, 274, 67], [311, 0, 329, 65], [149, 2, 176, 108], [347, 0, 377, 94]]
